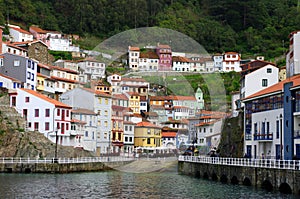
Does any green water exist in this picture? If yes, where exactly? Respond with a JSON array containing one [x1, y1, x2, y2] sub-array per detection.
[[0, 166, 296, 199]]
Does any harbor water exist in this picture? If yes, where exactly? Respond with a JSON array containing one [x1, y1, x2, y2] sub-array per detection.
[[0, 164, 297, 199]]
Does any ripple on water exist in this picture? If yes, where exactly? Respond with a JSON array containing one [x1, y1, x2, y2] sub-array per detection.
[[0, 171, 297, 199]]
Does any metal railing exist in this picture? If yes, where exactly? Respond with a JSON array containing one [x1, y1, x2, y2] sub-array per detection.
[[0, 156, 135, 164], [178, 155, 300, 170]]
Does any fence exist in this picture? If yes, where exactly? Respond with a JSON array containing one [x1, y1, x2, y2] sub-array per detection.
[[178, 155, 300, 170], [0, 156, 135, 164]]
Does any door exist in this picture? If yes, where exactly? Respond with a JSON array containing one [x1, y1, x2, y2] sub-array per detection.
[[62, 110, 65, 121], [0, 82, 3, 87], [254, 145, 257, 159], [276, 144, 281, 159], [23, 109, 28, 120], [296, 144, 300, 159], [61, 123, 65, 134], [246, 145, 252, 158]]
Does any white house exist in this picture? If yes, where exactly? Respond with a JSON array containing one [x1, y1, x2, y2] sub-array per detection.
[[77, 57, 106, 80], [60, 87, 112, 155], [240, 62, 279, 99], [9, 24, 33, 42], [172, 56, 191, 72], [10, 88, 72, 146], [222, 52, 241, 72], [0, 73, 22, 90], [71, 108, 97, 152], [107, 74, 122, 94], [128, 46, 140, 70], [286, 31, 300, 77], [138, 51, 159, 71], [213, 54, 223, 71]]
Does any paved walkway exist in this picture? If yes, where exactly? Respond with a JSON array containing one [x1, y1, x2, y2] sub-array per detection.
[[111, 157, 178, 173]]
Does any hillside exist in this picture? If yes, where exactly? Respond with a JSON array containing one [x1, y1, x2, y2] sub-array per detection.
[[1, 0, 299, 62]]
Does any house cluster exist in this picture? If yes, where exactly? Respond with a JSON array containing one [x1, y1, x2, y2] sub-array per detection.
[[128, 45, 249, 72], [234, 30, 300, 160], [0, 24, 235, 157]]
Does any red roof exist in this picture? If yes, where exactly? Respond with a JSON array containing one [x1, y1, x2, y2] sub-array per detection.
[[71, 108, 96, 115], [20, 88, 71, 108], [136, 121, 161, 129], [140, 51, 159, 59], [10, 27, 32, 35], [113, 94, 128, 100], [172, 56, 191, 63], [129, 46, 140, 51], [30, 26, 48, 34], [71, 119, 86, 124], [162, 132, 177, 137], [51, 65, 78, 74]]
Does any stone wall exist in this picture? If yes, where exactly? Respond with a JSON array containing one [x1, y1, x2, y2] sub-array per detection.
[[178, 161, 300, 195]]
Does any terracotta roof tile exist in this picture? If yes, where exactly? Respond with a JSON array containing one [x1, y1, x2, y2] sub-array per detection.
[[162, 132, 177, 137], [10, 27, 32, 35], [20, 88, 71, 108], [71, 108, 96, 115], [136, 121, 161, 128]]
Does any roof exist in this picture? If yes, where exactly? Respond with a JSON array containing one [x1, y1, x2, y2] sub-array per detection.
[[136, 121, 161, 129], [50, 76, 78, 84], [195, 120, 218, 127], [29, 25, 48, 34], [51, 65, 78, 74], [4, 42, 28, 51], [81, 87, 111, 98], [162, 132, 177, 137], [0, 73, 21, 83], [38, 63, 52, 70], [243, 74, 300, 101], [122, 77, 147, 82], [172, 56, 191, 63], [10, 27, 32, 35], [140, 51, 159, 59], [157, 44, 171, 49], [169, 95, 197, 101], [71, 119, 87, 124], [112, 93, 128, 100], [129, 46, 140, 51], [71, 108, 96, 115], [112, 105, 127, 111], [20, 88, 71, 108]]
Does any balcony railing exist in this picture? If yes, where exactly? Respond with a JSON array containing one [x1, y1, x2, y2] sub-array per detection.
[[254, 132, 273, 141], [178, 155, 300, 170]]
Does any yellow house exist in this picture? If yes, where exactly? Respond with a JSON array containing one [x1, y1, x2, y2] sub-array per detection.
[[36, 73, 46, 91], [134, 121, 161, 148], [126, 92, 140, 113]]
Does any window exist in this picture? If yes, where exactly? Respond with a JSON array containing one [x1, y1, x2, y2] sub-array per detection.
[[267, 68, 272, 73], [104, 121, 108, 127], [276, 120, 280, 139], [45, 122, 50, 130], [105, 98, 108, 105], [27, 72, 31, 79], [45, 109, 50, 117], [262, 79, 268, 87], [57, 109, 60, 116], [85, 131, 88, 137], [25, 97, 30, 103], [147, 138, 151, 144], [66, 123, 69, 130], [35, 109, 39, 117], [34, 122, 39, 131], [14, 60, 20, 67], [66, 110, 69, 117], [125, 136, 128, 142]]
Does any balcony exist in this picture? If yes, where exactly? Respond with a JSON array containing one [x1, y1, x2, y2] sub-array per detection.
[[245, 133, 252, 140], [254, 132, 273, 141], [294, 130, 300, 139]]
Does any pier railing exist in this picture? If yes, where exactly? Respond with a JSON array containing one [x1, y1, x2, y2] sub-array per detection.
[[178, 155, 300, 170], [0, 156, 135, 164]]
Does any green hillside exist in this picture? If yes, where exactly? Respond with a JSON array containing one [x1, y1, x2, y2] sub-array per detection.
[[1, 0, 299, 63]]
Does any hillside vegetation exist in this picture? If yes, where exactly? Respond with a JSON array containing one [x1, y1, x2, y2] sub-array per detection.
[[1, 0, 299, 62]]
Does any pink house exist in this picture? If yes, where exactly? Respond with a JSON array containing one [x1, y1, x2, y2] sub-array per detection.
[[156, 44, 172, 71]]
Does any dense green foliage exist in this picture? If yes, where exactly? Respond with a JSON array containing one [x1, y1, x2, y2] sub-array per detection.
[[2, 0, 300, 60]]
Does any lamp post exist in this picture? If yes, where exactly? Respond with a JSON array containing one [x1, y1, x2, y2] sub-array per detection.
[[53, 107, 58, 163]]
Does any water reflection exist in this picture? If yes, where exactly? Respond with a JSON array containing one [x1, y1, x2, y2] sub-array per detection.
[[0, 168, 296, 199]]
